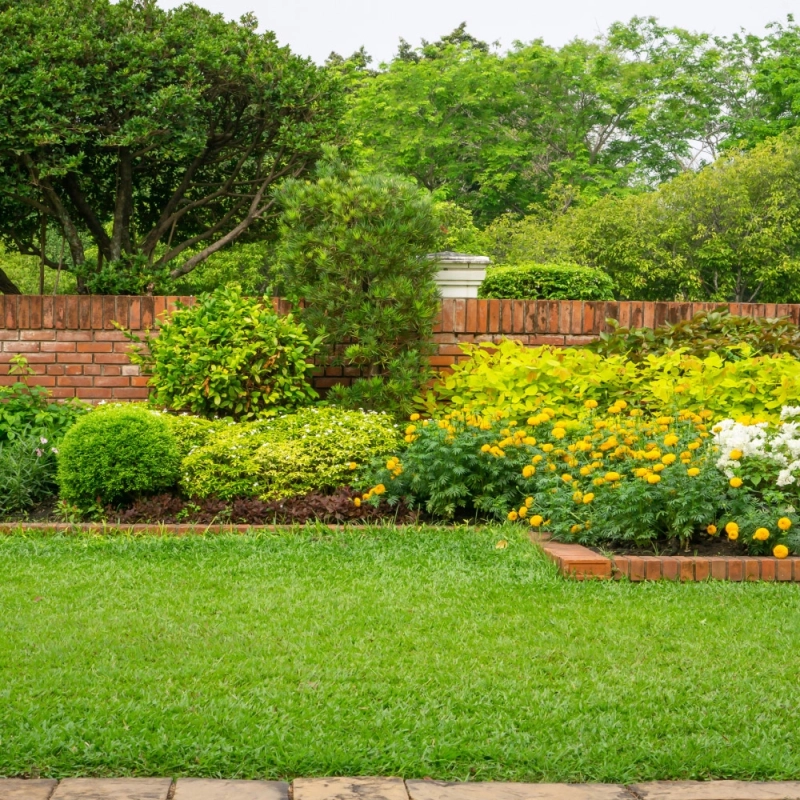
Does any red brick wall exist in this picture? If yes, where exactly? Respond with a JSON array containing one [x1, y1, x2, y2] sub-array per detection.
[[1, 295, 798, 401]]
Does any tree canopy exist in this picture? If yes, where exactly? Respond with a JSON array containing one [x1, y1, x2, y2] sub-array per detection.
[[0, 0, 342, 293]]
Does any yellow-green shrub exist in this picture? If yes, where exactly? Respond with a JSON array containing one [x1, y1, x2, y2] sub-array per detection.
[[423, 340, 800, 422], [181, 407, 400, 500]]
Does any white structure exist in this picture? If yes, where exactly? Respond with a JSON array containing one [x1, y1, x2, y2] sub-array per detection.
[[428, 252, 491, 298]]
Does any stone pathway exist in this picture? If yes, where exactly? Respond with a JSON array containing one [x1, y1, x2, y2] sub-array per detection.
[[4, 779, 800, 800]]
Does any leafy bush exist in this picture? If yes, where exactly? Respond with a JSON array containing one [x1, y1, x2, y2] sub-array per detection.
[[0, 433, 60, 517], [276, 155, 441, 416], [363, 405, 797, 556], [181, 407, 400, 500], [589, 307, 800, 362], [479, 263, 615, 301], [125, 285, 319, 421], [57, 405, 181, 509], [422, 340, 800, 423], [0, 355, 87, 443], [159, 414, 231, 461]]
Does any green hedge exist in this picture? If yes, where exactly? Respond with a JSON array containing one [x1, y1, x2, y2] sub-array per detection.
[[478, 263, 615, 301]]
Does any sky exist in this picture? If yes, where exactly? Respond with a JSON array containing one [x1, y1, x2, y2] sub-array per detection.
[[157, 0, 798, 63]]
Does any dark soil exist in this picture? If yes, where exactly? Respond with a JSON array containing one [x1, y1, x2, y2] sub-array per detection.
[[590, 536, 749, 558]]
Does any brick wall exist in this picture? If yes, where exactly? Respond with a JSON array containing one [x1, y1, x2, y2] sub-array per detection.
[[1, 295, 798, 401]]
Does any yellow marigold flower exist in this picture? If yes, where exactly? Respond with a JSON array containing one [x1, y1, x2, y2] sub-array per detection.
[[561, 473, 573, 483], [663, 434, 679, 447], [584, 399, 599, 409], [570, 524, 582, 534], [616, 400, 628, 409], [706, 524, 717, 535], [646, 473, 661, 484], [729, 477, 743, 488], [353, 497, 361, 508], [529, 514, 544, 527], [481, 444, 492, 453], [774, 544, 789, 559], [687, 467, 700, 477], [583, 492, 595, 504], [524, 436, 537, 446], [572, 490, 584, 503], [552, 427, 566, 439], [778, 517, 792, 531], [522, 465, 535, 478], [699, 410, 714, 419], [548, 463, 557, 472], [605, 471, 621, 482], [661, 454, 676, 465], [652, 463, 665, 473], [507, 510, 519, 522], [753, 527, 770, 541], [725, 521, 739, 539], [542, 443, 554, 453], [373, 484, 386, 495], [525, 496, 533, 507], [518, 506, 528, 518], [729, 449, 743, 461], [579, 466, 592, 477], [607, 406, 621, 415], [532, 454, 543, 463], [688, 441, 701, 450], [593, 477, 606, 486], [657, 416, 673, 426], [404, 435, 415, 443], [410, 413, 420, 421], [680, 451, 692, 460], [633, 468, 648, 478], [349, 462, 358, 470], [386, 459, 397, 470]]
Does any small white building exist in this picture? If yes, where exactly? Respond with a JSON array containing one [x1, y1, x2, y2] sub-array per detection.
[[428, 252, 491, 298]]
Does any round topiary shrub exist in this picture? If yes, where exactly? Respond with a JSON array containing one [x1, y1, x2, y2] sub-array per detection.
[[57, 405, 181, 508], [479, 262, 615, 300]]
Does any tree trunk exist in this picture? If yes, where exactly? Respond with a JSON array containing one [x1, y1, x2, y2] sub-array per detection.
[[0, 267, 21, 294]]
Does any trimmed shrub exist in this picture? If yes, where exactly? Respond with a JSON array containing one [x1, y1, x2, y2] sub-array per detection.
[[181, 407, 400, 500], [478, 262, 615, 300], [57, 405, 181, 508], [125, 285, 319, 421], [160, 414, 232, 461]]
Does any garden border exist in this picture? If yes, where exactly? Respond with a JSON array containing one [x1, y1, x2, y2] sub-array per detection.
[[533, 535, 800, 582]]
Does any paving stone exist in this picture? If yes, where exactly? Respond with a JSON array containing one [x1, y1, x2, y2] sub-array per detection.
[[630, 782, 800, 800], [174, 779, 288, 800], [293, 777, 408, 800], [406, 781, 631, 800], [0, 779, 58, 800], [51, 779, 172, 800]]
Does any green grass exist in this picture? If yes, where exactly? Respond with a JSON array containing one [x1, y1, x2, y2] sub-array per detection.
[[1, 526, 800, 782]]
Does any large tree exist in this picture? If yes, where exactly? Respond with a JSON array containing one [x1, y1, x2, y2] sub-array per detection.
[[0, 0, 342, 294]]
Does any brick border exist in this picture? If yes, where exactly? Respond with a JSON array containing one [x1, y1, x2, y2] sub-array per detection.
[[534, 537, 800, 582]]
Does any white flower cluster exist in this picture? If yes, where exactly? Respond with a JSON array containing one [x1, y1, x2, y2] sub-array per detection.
[[714, 408, 800, 488]]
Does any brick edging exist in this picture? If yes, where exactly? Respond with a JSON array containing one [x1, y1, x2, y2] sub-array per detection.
[[533, 536, 800, 582]]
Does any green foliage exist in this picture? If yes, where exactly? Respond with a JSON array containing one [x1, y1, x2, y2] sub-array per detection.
[[173, 241, 271, 296], [432, 201, 489, 255], [276, 155, 441, 416], [479, 263, 615, 300], [0, 0, 342, 293], [590, 307, 800, 362], [0, 434, 60, 517], [158, 414, 229, 462], [57, 405, 181, 509], [0, 356, 86, 443], [181, 407, 400, 501], [125, 286, 319, 421], [422, 339, 800, 423]]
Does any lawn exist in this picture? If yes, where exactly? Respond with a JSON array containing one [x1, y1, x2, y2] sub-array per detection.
[[1, 526, 799, 783]]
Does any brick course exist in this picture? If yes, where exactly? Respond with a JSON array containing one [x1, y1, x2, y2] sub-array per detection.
[[0, 296, 798, 402]]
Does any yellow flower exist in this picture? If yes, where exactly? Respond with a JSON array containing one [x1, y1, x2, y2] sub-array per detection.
[[410, 413, 420, 421], [688, 441, 701, 451], [349, 462, 358, 470], [386, 459, 396, 470], [542, 443, 554, 453], [753, 527, 770, 541], [583, 492, 595, 504], [664, 434, 679, 447], [633, 467, 648, 478], [404, 435, 415, 443], [687, 467, 700, 477], [706, 524, 717, 535], [657, 416, 673, 426], [661, 454, 676, 465], [518, 505, 528, 518], [353, 497, 361, 508], [778, 517, 792, 531], [579, 466, 592, 477], [496, 539, 508, 549], [570, 524, 582, 534], [523, 436, 537, 446], [605, 471, 621, 482], [525, 496, 533, 507], [529, 514, 544, 527], [774, 544, 789, 559], [532, 454, 543, 464], [481, 444, 492, 453], [725, 521, 739, 539], [373, 484, 386, 495], [652, 463, 665, 473], [729, 449, 743, 460], [552, 427, 566, 439], [729, 477, 743, 488], [646, 473, 661, 484], [584, 399, 598, 409], [522, 465, 536, 478], [561, 473, 573, 482], [616, 400, 628, 409], [572, 490, 584, 503], [507, 510, 519, 522], [593, 477, 606, 486]]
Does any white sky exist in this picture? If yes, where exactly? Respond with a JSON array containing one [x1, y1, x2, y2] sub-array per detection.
[[157, 0, 797, 64]]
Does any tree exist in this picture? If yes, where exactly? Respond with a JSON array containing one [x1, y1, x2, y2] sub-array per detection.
[[0, 0, 342, 294], [275, 154, 441, 416]]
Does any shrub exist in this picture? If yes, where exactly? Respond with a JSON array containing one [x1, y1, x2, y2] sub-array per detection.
[[422, 340, 800, 423], [0, 355, 87, 443], [589, 306, 800, 362], [478, 263, 615, 301], [160, 414, 231, 461], [181, 407, 400, 500], [124, 285, 319, 421], [0, 433, 60, 517], [57, 405, 181, 509], [275, 155, 441, 416]]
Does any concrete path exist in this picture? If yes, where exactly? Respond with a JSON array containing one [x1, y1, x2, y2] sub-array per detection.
[[3, 779, 800, 800]]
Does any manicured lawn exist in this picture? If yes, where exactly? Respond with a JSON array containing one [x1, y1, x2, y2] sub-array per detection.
[[1, 526, 799, 782]]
